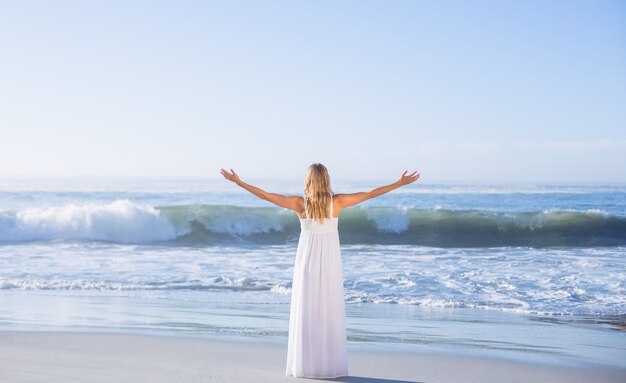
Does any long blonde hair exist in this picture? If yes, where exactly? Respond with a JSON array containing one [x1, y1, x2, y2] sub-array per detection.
[[304, 163, 333, 222]]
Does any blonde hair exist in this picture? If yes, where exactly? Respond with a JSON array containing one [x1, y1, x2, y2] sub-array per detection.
[[304, 163, 333, 223]]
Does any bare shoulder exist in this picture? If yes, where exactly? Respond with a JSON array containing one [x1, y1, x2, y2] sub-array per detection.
[[295, 196, 305, 218], [263, 193, 304, 213], [287, 195, 304, 210], [333, 192, 368, 209], [333, 193, 347, 204]]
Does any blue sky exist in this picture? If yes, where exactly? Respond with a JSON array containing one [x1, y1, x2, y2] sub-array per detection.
[[1, 0, 624, 182]]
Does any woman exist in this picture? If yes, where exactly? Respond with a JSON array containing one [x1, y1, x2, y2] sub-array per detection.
[[220, 164, 420, 378]]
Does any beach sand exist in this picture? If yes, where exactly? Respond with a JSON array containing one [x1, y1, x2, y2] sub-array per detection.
[[0, 331, 624, 383]]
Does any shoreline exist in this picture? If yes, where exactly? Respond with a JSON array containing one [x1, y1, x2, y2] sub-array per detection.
[[1, 330, 624, 383], [2, 288, 625, 369]]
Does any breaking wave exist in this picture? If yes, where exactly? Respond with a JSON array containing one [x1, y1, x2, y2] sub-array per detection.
[[0, 200, 624, 247]]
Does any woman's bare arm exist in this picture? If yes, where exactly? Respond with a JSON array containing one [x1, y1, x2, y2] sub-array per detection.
[[335, 170, 420, 210], [220, 168, 301, 212]]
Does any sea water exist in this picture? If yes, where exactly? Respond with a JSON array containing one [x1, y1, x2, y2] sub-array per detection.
[[0, 177, 624, 367]]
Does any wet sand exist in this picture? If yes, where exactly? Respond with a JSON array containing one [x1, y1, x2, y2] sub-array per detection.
[[0, 331, 624, 383]]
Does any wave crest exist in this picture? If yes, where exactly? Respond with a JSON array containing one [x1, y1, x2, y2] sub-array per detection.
[[0, 200, 177, 243], [1, 201, 624, 247]]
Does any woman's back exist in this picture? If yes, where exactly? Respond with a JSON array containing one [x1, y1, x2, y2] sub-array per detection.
[[299, 194, 338, 232]]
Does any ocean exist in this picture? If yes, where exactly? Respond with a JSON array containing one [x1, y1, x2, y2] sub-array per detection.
[[1, 177, 624, 367]]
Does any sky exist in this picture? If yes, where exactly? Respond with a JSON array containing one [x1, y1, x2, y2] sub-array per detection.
[[1, 0, 625, 182]]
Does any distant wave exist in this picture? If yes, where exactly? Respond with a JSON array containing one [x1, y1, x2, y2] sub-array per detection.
[[0, 200, 624, 247]]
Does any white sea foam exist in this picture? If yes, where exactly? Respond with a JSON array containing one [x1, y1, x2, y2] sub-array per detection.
[[0, 200, 178, 243], [1, 243, 625, 317], [271, 284, 292, 295], [365, 207, 410, 233], [190, 208, 292, 236], [0, 276, 276, 292]]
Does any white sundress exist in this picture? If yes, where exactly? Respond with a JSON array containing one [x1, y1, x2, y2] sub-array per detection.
[[285, 194, 349, 378]]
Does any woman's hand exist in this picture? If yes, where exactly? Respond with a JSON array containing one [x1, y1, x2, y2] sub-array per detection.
[[399, 170, 420, 186], [220, 168, 241, 184]]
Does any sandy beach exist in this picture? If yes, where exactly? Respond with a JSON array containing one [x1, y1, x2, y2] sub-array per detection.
[[0, 331, 624, 383]]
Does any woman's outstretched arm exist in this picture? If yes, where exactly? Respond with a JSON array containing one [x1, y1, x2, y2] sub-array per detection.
[[220, 168, 301, 212], [335, 170, 420, 210]]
